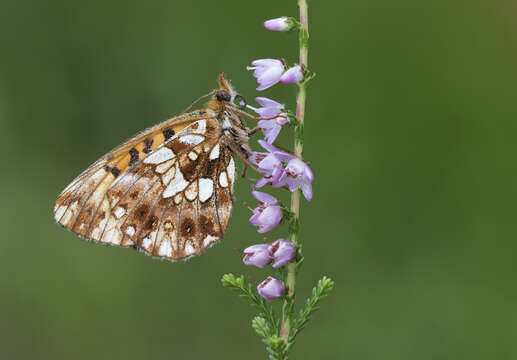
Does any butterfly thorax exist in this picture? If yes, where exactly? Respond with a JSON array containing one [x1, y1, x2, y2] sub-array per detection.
[[208, 82, 250, 159]]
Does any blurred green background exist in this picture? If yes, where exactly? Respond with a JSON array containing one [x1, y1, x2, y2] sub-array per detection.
[[1, 0, 517, 359]]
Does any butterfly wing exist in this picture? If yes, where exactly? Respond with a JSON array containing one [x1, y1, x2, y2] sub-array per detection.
[[54, 111, 236, 261]]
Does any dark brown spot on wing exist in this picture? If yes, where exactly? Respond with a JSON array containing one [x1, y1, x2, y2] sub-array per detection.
[[199, 215, 216, 236], [180, 159, 197, 181], [136, 204, 150, 219], [217, 188, 230, 204], [181, 218, 195, 237], [163, 128, 175, 140], [143, 139, 153, 154], [145, 215, 158, 230], [200, 158, 218, 178], [129, 148, 139, 166], [111, 167, 121, 177], [169, 139, 189, 154]]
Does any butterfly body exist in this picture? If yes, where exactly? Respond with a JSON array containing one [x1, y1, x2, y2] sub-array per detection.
[[54, 74, 250, 261]]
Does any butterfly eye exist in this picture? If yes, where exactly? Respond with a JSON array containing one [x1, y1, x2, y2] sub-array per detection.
[[234, 94, 247, 110], [216, 90, 231, 102]]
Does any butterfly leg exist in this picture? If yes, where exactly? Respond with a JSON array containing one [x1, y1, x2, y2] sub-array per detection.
[[226, 104, 288, 122], [241, 164, 257, 182], [225, 142, 263, 177], [272, 142, 295, 155], [247, 126, 261, 137]]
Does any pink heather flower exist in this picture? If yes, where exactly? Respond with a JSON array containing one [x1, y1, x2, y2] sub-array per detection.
[[269, 239, 296, 268], [249, 140, 294, 188], [276, 157, 314, 201], [247, 59, 286, 91], [259, 115, 290, 144], [264, 17, 294, 32], [257, 276, 285, 301], [249, 191, 283, 233], [246, 97, 290, 144], [247, 97, 284, 118], [242, 244, 272, 268], [280, 65, 304, 84]]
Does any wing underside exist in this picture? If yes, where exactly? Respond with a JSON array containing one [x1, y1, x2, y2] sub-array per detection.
[[54, 113, 236, 261]]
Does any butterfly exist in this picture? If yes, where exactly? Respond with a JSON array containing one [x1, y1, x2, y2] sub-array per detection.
[[54, 73, 257, 261]]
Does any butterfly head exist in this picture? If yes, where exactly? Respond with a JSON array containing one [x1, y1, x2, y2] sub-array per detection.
[[215, 90, 231, 102], [215, 73, 238, 103]]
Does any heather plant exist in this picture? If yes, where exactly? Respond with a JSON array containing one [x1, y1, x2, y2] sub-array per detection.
[[221, 2, 334, 359]]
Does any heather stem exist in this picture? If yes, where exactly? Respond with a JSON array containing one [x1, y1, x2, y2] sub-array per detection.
[[280, 0, 308, 344]]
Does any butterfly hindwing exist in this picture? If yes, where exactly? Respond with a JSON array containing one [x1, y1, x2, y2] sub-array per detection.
[[54, 112, 236, 261]]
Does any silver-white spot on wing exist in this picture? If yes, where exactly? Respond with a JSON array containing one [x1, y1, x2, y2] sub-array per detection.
[[191, 119, 206, 134], [163, 166, 188, 198], [161, 165, 176, 186], [184, 240, 195, 256], [219, 172, 228, 187], [142, 237, 153, 250], [144, 148, 175, 164], [125, 226, 136, 236], [209, 143, 220, 160], [179, 135, 204, 145], [158, 239, 173, 257], [155, 159, 175, 174], [114, 206, 126, 219], [227, 158, 235, 184], [185, 181, 198, 201], [203, 234, 218, 248], [188, 151, 198, 161], [199, 178, 214, 203]]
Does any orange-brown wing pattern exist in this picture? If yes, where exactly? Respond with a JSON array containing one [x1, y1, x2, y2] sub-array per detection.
[[54, 110, 207, 237], [54, 113, 236, 261]]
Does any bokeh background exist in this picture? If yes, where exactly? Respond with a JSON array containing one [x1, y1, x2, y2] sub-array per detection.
[[1, 0, 517, 359]]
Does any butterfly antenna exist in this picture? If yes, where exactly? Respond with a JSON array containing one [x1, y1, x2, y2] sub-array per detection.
[[179, 90, 216, 115]]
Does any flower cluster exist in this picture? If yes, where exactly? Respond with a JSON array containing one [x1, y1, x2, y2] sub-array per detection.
[[248, 141, 314, 201], [243, 239, 296, 269], [235, 17, 315, 301], [242, 239, 296, 300]]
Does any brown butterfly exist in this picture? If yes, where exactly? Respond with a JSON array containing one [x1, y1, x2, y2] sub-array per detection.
[[54, 73, 257, 261]]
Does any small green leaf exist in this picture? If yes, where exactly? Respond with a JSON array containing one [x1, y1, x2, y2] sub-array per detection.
[[268, 336, 288, 360], [252, 316, 272, 340], [221, 273, 279, 334], [290, 276, 335, 341]]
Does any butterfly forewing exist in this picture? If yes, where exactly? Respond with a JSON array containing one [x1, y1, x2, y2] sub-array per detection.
[[54, 111, 236, 261]]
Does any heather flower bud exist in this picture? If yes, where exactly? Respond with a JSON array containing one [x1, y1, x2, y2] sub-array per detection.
[[279, 65, 304, 84], [269, 239, 296, 268], [257, 276, 285, 300], [264, 17, 295, 32], [242, 244, 272, 268]]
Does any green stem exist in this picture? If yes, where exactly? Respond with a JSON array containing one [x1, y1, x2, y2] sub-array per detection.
[[280, 0, 309, 345]]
